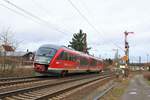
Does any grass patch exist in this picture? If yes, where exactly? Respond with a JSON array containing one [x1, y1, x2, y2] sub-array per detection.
[[113, 88, 125, 96], [143, 71, 150, 85], [0, 67, 34, 78], [145, 78, 150, 86], [143, 71, 150, 80], [147, 80, 150, 85], [101, 79, 129, 100]]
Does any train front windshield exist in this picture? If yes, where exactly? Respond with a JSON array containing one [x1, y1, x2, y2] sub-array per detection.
[[35, 47, 57, 64]]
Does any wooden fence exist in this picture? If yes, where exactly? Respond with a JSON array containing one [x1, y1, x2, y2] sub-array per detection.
[[0, 56, 33, 71]]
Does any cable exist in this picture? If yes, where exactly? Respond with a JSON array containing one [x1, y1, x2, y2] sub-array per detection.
[[31, 0, 51, 15], [67, 0, 99, 34], [67, 0, 124, 51], [0, 4, 42, 25], [2, 0, 124, 52], [2, 0, 69, 34], [31, 0, 72, 35]]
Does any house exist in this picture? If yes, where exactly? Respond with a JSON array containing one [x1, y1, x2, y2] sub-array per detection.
[[0, 45, 14, 56], [5, 51, 34, 61], [0, 44, 34, 61]]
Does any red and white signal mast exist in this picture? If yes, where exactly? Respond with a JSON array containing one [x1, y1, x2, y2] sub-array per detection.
[[124, 31, 134, 67]]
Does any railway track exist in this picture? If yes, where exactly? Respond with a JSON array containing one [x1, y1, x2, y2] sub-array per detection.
[[93, 83, 115, 100], [0, 77, 47, 87], [0, 71, 110, 87], [0, 76, 36, 81], [0, 72, 106, 88], [0, 72, 114, 100]]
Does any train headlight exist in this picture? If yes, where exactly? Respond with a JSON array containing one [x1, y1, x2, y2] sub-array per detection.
[[47, 60, 50, 63]]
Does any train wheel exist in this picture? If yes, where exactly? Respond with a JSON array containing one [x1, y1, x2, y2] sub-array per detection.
[[60, 70, 68, 77], [99, 70, 102, 73], [97, 70, 102, 74], [86, 70, 90, 73]]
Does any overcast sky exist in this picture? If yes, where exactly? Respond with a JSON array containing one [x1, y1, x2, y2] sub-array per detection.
[[0, 0, 150, 62]]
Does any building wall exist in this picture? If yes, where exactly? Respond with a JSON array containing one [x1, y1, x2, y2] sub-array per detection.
[[0, 46, 4, 56], [0, 46, 4, 52]]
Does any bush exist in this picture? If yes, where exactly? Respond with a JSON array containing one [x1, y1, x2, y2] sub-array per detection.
[[143, 72, 150, 80]]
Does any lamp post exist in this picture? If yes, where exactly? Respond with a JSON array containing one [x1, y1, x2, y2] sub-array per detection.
[[146, 54, 150, 71], [147, 54, 149, 64], [113, 49, 119, 68]]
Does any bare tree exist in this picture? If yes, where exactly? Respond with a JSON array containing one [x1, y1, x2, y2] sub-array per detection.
[[0, 27, 21, 71], [0, 27, 20, 51]]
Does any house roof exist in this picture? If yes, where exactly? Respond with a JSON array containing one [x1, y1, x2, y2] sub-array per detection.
[[2, 45, 14, 52], [6, 52, 34, 57]]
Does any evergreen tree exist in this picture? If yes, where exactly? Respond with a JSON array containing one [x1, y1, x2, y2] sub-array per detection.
[[68, 29, 91, 54]]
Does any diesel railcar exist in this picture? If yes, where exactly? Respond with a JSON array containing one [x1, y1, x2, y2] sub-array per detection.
[[34, 44, 103, 76]]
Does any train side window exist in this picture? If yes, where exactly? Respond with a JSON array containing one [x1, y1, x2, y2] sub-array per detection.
[[90, 59, 97, 66], [98, 61, 102, 65], [63, 52, 68, 60], [72, 55, 76, 61], [67, 54, 77, 61], [57, 51, 64, 60], [68, 53, 73, 61], [80, 57, 84, 66], [80, 57, 89, 66], [57, 51, 68, 60]]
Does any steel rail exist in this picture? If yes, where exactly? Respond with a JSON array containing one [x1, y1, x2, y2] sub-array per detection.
[[0, 73, 113, 99], [0, 76, 37, 81], [93, 84, 115, 100], [35, 76, 113, 100]]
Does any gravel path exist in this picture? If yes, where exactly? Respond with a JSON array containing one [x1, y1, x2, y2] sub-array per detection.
[[121, 75, 150, 100]]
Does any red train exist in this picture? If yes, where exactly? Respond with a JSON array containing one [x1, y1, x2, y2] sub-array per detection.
[[34, 44, 104, 76]]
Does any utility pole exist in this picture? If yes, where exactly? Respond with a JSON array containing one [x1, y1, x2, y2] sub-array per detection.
[[113, 49, 119, 68], [139, 56, 141, 64], [147, 54, 149, 64], [147, 54, 150, 71]]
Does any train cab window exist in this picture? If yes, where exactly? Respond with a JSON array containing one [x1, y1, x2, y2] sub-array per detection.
[[36, 47, 57, 57]]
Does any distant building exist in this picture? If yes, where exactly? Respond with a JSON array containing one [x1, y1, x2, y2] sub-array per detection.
[[4, 51, 34, 61], [0, 44, 14, 52], [0, 45, 14, 56], [0, 45, 34, 61]]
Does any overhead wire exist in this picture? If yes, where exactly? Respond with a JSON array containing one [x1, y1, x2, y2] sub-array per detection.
[[2, 0, 70, 35], [67, 0, 124, 52], [31, 0, 51, 15], [1, 0, 124, 53], [0, 3, 42, 25], [31, 0, 72, 35]]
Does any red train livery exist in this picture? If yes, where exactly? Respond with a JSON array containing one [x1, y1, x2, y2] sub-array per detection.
[[34, 44, 103, 76]]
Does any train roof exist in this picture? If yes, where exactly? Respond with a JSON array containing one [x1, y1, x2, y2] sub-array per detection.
[[39, 44, 62, 50], [39, 44, 102, 60]]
